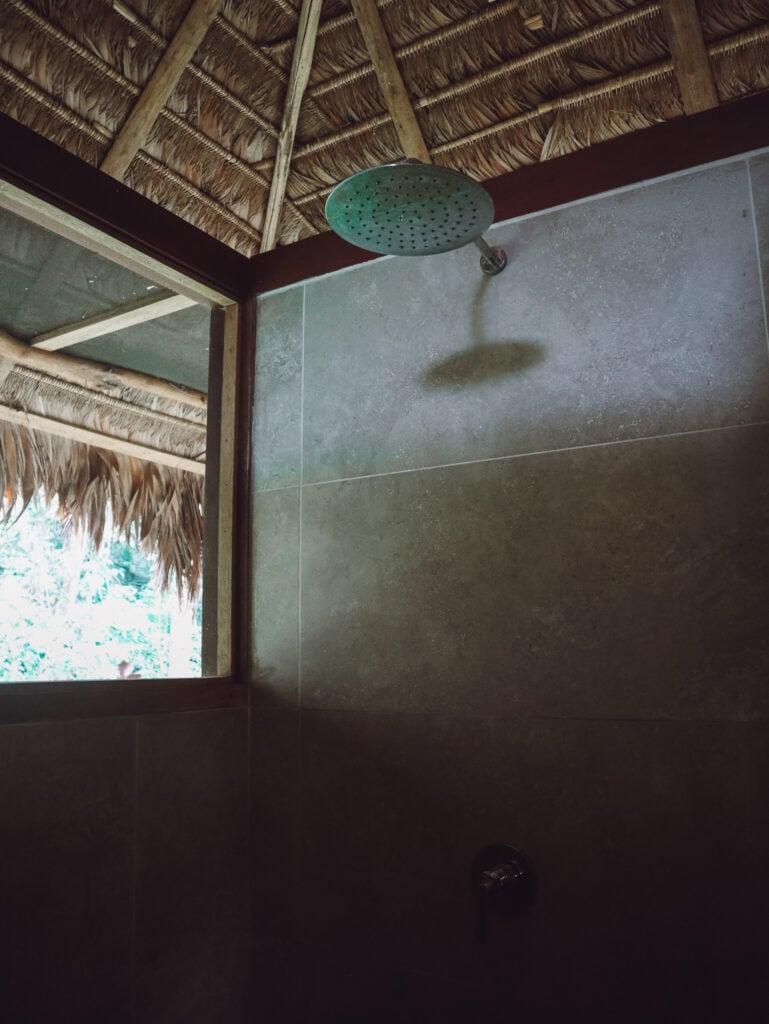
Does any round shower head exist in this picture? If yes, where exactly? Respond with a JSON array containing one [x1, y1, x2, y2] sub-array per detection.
[[325, 161, 496, 257]]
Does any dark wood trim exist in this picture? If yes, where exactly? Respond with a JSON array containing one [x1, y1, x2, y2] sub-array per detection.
[[0, 112, 250, 302], [232, 296, 256, 686], [249, 90, 769, 294], [0, 677, 247, 725], [201, 308, 226, 676], [250, 229, 380, 294]]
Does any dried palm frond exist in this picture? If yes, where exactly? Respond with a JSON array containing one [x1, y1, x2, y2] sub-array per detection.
[[1, 420, 204, 598], [699, 0, 769, 39], [0, 336, 207, 598], [710, 27, 769, 102], [540, 71, 682, 160]]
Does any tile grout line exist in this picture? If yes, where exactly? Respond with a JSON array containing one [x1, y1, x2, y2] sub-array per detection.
[[746, 160, 769, 361], [129, 717, 138, 1024], [294, 705, 769, 725], [300, 418, 769, 490], [298, 284, 305, 709], [296, 285, 306, 956]]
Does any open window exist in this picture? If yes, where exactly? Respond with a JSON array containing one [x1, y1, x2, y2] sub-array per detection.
[[0, 150, 251, 717]]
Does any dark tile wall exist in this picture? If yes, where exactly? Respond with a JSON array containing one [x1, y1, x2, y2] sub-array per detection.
[[252, 150, 769, 1023], [0, 709, 249, 1024]]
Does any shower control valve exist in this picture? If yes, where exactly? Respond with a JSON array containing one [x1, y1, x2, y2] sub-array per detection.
[[472, 844, 536, 944]]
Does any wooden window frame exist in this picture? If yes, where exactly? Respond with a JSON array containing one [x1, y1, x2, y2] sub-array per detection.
[[1, 91, 767, 722], [0, 114, 252, 722]]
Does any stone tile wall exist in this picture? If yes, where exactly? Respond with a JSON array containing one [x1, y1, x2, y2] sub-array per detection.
[[0, 710, 249, 1024], [252, 151, 769, 1022]]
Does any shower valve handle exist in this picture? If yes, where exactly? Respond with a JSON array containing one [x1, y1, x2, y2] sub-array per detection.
[[472, 845, 536, 944]]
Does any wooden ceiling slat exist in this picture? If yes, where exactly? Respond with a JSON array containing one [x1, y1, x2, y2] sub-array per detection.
[[260, 0, 323, 253], [350, 0, 430, 163], [661, 0, 719, 114], [100, 0, 225, 181]]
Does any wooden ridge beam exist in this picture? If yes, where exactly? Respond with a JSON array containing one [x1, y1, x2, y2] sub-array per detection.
[[100, 0, 224, 181], [260, 0, 323, 253], [350, 0, 431, 163], [662, 0, 718, 114], [31, 292, 198, 352], [0, 403, 205, 474]]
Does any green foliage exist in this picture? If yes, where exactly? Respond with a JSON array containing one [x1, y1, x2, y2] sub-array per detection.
[[0, 498, 202, 682]]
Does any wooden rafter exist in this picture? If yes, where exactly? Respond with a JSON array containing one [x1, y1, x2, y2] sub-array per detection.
[[99, 0, 224, 181], [661, 0, 718, 114], [31, 292, 198, 352], [260, 0, 323, 253], [350, 0, 431, 163], [0, 329, 207, 410]]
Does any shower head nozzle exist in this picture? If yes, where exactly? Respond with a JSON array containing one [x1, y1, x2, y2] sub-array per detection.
[[325, 161, 506, 274]]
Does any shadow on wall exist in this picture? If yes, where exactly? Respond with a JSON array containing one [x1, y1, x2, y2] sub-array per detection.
[[423, 264, 546, 389], [423, 341, 544, 388]]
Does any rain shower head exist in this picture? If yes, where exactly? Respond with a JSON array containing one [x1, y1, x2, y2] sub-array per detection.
[[325, 161, 507, 275]]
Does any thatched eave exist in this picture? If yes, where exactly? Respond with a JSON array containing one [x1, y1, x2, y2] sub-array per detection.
[[0, 329, 207, 598]]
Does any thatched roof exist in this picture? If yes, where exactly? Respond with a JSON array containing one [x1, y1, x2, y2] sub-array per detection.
[[0, 329, 207, 598], [1, 0, 766, 255]]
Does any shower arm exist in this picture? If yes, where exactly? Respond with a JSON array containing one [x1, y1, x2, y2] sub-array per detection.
[[473, 236, 507, 276]]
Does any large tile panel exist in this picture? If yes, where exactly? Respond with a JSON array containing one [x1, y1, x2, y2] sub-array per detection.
[[299, 709, 769, 1022], [252, 486, 300, 703], [300, 423, 769, 718], [302, 161, 769, 482], [0, 718, 134, 1023], [254, 285, 304, 491], [134, 709, 249, 1023]]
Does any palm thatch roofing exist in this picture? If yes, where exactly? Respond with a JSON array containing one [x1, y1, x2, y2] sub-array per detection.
[[1, 0, 767, 255], [0, 328, 207, 598]]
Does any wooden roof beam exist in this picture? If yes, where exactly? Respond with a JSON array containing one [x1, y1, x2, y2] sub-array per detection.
[[662, 0, 718, 114], [31, 292, 198, 352], [0, 329, 207, 410], [260, 0, 323, 253], [100, 0, 224, 181], [350, 0, 431, 163]]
